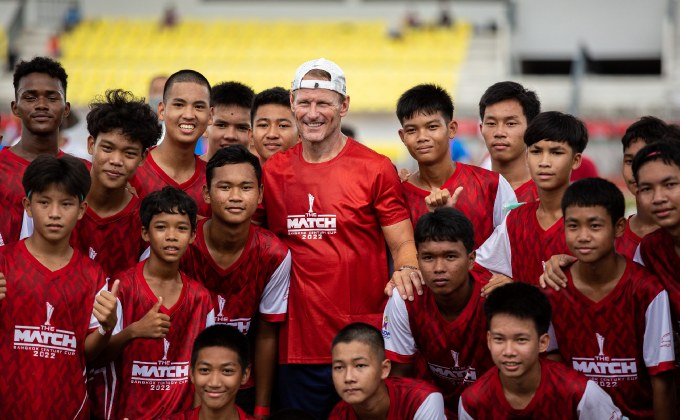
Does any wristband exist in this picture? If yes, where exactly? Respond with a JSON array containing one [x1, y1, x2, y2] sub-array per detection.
[[398, 265, 419, 272], [97, 325, 112, 336], [254, 406, 270, 416]]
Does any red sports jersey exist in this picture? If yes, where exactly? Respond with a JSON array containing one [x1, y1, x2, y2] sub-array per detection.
[[162, 405, 256, 420], [514, 178, 538, 203], [614, 215, 642, 261], [71, 195, 146, 276], [639, 228, 680, 329], [0, 240, 106, 419], [112, 262, 215, 420], [130, 148, 211, 217], [400, 162, 515, 248], [475, 201, 570, 285], [459, 359, 622, 419], [329, 377, 446, 420], [382, 273, 495, 418], [0, 148, 29, 246], [255, 139, 410, 364], [545, 260, 674, 418]]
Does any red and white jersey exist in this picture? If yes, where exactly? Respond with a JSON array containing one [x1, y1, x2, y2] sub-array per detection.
[[545, 260, 674, 418], [329, 377, 446, 420], [475, 201, 570, 285], [162, 405, 256, 420], [112, 262, 215, 420], [614, 215, 642, 261], [0, 240, 106, 419], [514, 179, 538, 203], [130, 148, 211, 217], [401, 162, 516, 248], [0, 148, 30, 246], [459, 359, 622, 420], [181, 219, 290, 329], [382, 274, 494, 417], [638, 228, 680, 330], [254, 139, 410, 364], [71, 195, 146, 276]]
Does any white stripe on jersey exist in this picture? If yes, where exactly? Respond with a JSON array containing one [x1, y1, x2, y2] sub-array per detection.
[[259, 250, 291, 316], [643, 290, 674, 369]]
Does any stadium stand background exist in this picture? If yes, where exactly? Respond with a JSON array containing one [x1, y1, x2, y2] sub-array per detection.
[[1, 0, 679, 181]]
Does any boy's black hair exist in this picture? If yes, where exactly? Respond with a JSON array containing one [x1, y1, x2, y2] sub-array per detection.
[[13, 56, 68, 98], [632, 140, 680, 182], [251, 87, 291, 124], [621, 116, 670, 150], [396, 84, 454, 124], [211, 81, 255, 109], [484, 283, 552, 336], [332, 322, 385, 360], [523, 111, 588, 153], [415, 207, 474, 253], [22, 155, 90, 202], [478, 81, 541, 123], [140, 186, 198, 231], [561, 177, 625, 226], [87, 89, 161, 151], [163, 69, 211, 103], [206, 145, 262, 187], [191, 324, 249, 370]]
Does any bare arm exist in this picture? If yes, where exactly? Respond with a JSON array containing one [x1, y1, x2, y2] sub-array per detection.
[[382, 219, 423, 301], [651, 371, 676, 420], [254, 319, 279, 418], [84, 280, 120, 362]]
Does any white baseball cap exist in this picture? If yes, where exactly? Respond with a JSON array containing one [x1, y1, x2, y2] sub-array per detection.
[[291, 58, 346, 96]]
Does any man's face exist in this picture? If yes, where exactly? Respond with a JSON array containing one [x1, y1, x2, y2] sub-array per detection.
[[526, 140, 581, 191], [622, 138, 647, 194], [399, 112, 457, 165], [24, 185, 85, 244], [331, 340, 389, 407], [206, 105, 252, 152], [203, 162, 262, 226], [291, 84, 348, 145], [190, 346, 250, 413], [88, 130, 145, 190], [417, 239, 474, 298], [636, 160, 680, 231], [252, 104, 299, 161], [480, 99, 528, 166], [487, 314, 549, 380], [12, 72, 70, 136], [158, 81, 211, 145]]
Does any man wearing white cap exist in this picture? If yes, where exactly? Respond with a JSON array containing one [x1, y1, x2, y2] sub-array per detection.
[[254, 58, 419, 418]]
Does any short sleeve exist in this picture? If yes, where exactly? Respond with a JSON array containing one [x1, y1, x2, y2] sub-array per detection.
[[259, 250, 291, 322], [577, 381, 622, 419], [413, 392, 446, 420], [493, 175, 517, 227], [475, 215, 513, 278], [383, 293, 417, 363], [643, 290, 675, 375], [372, 159, 410, 228]]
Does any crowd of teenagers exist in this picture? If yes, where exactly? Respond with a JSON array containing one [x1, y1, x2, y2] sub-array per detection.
[[0, 54, 679, 420]]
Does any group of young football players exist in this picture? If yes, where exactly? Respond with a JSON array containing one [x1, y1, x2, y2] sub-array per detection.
[[0, 54, 678, 420]]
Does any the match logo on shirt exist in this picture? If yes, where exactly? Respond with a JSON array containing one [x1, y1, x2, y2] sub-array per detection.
[[571, 332, 637, 388], [287, 193, 337, 240], [130, 338, 190, 390], [427, 349, 477, 385], [213, 295, 252, 333], [13, 301, 77, 358]]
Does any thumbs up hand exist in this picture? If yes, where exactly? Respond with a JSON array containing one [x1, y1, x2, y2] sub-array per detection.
[[93, 279, 120, 334], [131, 296, 171, 339]]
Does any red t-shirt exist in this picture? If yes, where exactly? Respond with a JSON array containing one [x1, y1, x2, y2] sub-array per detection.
[[459, 359, 622, 419], [514, 179, 538, 203], [400, 162, 515, 248], [71, 195, 146, 276], [545, 260, 674, 418], [639, 228, 680, 329], [0, 148, 29, 245], [475, 201, 570, 285], [162, 405, 256, 420], [0, 240, 105, 419], [329, 377, 445, 419], [383, 273, 494, 418], [130, 148, 211, 217], [614, 215, 642, 261], [112, 262, 215, 420], [255, 139, 410, 364]]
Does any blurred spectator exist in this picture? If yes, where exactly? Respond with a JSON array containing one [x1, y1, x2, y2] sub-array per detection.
[[162, 4, 178, 29], [63, 1, 82, 32], [147, 75, 168, 114]]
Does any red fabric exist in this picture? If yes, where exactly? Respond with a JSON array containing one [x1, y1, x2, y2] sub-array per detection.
[[0, 240, 105, 419], [162, 405, 256, 420], [570, 155, 599, 181], [545, 260, 672, 418], [257, 139, 409, 364], [514, 179, 539, 203], [461, 359, 589, 419], [401, 163, 500, 248], [614, 215, 642, 261], [113, 262, 214, 420], [640, 228, 680, 326]]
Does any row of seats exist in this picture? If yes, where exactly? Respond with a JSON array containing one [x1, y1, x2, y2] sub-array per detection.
[[59, 19, 471, 110]]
